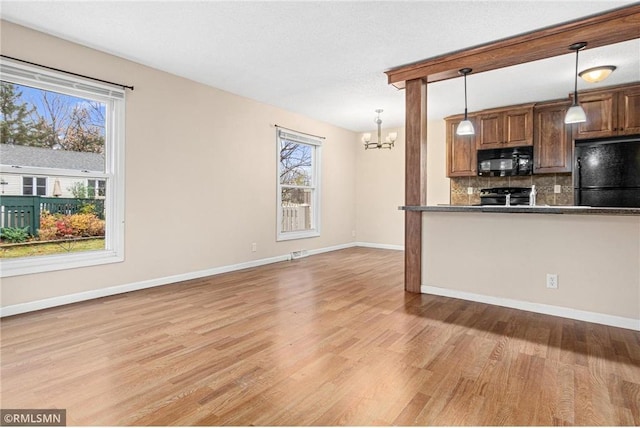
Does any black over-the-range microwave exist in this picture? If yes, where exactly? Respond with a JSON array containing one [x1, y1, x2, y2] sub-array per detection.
[[477, 146, 533, 176]]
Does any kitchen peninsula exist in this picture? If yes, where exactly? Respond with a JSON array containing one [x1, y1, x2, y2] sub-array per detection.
[[400, 205, 640, 330]]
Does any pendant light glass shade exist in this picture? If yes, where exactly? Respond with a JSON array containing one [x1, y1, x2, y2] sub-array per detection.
[[456, 68, 475, 136], [564, 104, 587, 124], [456, 119, 475, 135], [564, 42, 588, 125]]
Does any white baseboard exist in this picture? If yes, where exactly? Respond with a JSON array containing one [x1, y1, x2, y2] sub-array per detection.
[[422, 285, 640, 331], [307, 242, 356, 256], [355, 242, 404, 251], [0, 242, 368, 317], [0, 253, 294, 317]]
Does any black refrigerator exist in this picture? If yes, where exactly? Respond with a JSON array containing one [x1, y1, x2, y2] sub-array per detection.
[[574, 136, 640, 207]]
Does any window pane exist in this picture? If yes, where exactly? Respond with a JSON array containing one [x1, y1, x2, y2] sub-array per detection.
[[97, 180, 106, 197], [36, 177, 46, 196], [280, 141, 312, 186], [0, 81, 106, 172], [1, 81, 108, 260], [22, 177, 33, 195], [281, 187, 313, 232], [87, 179, 96, 198]]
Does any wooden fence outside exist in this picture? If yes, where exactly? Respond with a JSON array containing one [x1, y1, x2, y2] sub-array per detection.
[[282, 203, 311, 232], [0, 196, 105, 235]]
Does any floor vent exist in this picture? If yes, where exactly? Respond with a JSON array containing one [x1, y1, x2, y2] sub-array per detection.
[[291, 250, 309, 260]]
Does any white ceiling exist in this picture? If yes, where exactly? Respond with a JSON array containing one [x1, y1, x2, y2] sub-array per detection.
[[1, 1, 638, 132]]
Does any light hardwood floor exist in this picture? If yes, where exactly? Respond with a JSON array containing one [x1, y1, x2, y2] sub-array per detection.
[[1, 247, 639, 425]]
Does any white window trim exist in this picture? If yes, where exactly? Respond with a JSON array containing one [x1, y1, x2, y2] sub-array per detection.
[[22, 176, 48, 196], [0, 58, 126, 277], [276, 129, 322, 241], [87, 178, 107, 198]]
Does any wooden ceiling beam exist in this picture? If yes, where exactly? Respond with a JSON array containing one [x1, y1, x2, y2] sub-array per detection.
[[385, 4, 640, 89]]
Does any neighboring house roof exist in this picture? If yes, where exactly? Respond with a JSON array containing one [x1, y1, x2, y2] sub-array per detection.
[[0, 144, 104, 172]]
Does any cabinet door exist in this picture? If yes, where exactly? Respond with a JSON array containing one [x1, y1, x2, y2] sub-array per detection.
[[533, 102, 573, 174], [477, 113, 502, 149], [573, 91, 616, 139], [618, 87, 640, 135], [504, 106, 533, 147], [446, 118, 477, 177]]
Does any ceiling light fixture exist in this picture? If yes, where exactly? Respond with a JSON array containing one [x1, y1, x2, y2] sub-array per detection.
[[456, 68, 475, 135], [565, 42, 588, 124], [579, 65, 616, 83], [363, 109, 396, 149]]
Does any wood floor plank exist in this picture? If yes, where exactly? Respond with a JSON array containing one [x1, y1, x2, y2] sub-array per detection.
[[1, 247, 639, 425]]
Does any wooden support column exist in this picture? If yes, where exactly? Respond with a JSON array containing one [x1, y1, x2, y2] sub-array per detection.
[[404, 78, 427, 293]]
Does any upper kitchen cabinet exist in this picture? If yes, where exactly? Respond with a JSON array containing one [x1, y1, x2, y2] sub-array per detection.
[[573, 82, 640, 140], [618, 85, 640, 135], [533, 100, 573, 174], [476, 104, 534, 149], [445, 115, 477, 177]]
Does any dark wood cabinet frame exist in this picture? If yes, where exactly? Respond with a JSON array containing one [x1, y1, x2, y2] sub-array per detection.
[[385, 4, 640, 293]]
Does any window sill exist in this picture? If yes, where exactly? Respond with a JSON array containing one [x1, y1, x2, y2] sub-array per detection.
[[277, 230, 320, 242], [0, 250, 124, 278]]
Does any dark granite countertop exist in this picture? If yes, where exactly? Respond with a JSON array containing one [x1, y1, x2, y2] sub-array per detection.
[[399, 205, 640, 216]]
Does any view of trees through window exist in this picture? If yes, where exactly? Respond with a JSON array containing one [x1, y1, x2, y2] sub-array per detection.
[[0, 81, 108, 258], [1, 82, 105, 153]]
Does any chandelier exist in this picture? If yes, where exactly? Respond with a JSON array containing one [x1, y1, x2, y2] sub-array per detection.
[[363, 109, 397, 150]]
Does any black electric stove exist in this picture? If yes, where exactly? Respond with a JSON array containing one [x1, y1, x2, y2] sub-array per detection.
[[480, 187, 531, 206]]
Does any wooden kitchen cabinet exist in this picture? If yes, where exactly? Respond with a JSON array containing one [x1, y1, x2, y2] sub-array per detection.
[[618, 85, 640, 135], [445, 115, 477, 177], [533, 100, 573, 173], [476, 104, 534, 149], [572, 83, 640, 139]]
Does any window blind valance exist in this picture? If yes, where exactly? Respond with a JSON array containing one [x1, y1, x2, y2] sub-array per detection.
[[1, 59, 126, 100], [277, 128, 323, 146]]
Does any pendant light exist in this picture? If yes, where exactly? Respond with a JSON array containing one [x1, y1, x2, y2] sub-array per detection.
[[456, 68, 475, 135], [564, 42, 588, 124]]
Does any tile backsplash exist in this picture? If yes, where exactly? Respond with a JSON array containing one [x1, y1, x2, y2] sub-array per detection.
[[450, 174, 573, 206]]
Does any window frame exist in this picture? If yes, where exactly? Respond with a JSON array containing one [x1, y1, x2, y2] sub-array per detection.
[[0, 58, 126, 278], [22, 176, 47, 196], [276, 129, 322, 241], [87, 178, 107, 199]]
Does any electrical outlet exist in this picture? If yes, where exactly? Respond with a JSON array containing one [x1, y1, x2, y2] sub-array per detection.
[[352, 230, 356, 237], [546, 273, 558, 289], [251, 243, 257, 252], [554, 184, 562, 194], [467, 187, 474, 195]]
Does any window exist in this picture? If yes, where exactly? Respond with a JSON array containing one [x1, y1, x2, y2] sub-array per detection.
[[22, 177, 47, 196], [277, 129, 321, 241], [0, 58, 125, 277], [87, 179, 106, 198]]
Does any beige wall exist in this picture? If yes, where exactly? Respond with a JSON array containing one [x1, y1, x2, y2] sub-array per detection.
[[0, 21, 358, 307], [423, 212, 640, 321], [355, 127, 405, 247], [354, 119, 450, 247], [425, 119, 450, 206]]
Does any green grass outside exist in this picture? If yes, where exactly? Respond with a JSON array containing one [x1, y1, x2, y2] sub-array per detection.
[[0, 238, 105, 258]]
